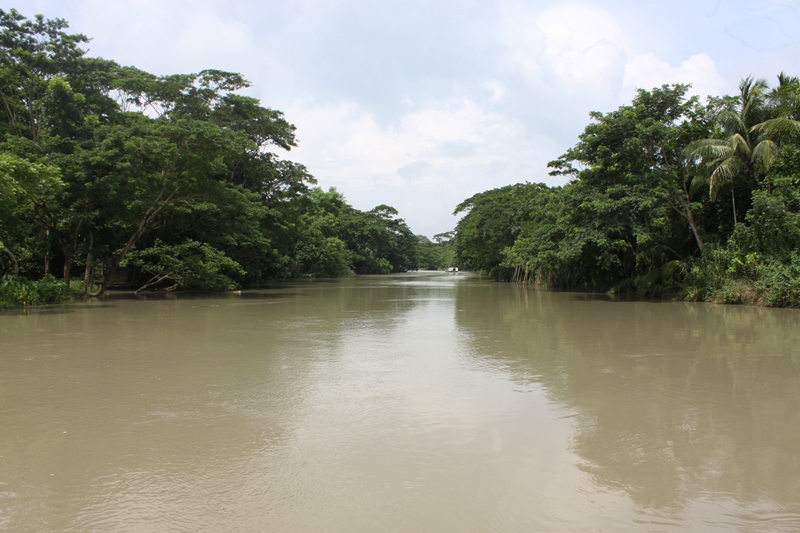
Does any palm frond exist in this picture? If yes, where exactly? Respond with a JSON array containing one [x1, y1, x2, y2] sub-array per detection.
[[684, 138, 732, 161], [728, 132, 751, 156], [752, 117, 800, 142], [709, 158, 741, 199], [717, 108, 746, 136], [751, 139, 779, 173], [740, 76, 769, 124]]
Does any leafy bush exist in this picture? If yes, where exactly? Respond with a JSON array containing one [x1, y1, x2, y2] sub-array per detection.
[[0, 275, 78, 309], [753, 254, 800, 307], [682, 242, 800, 307], [125, 240, 246, 292]]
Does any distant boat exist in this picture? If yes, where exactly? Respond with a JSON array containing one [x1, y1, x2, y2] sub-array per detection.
[[447, 267, 459, 273]]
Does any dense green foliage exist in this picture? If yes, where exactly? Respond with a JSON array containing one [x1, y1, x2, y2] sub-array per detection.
[[11, 10, 799, 309], [453, 81, 800, 306], [0, 10, 453, 306], [0, 274, 78, 309]]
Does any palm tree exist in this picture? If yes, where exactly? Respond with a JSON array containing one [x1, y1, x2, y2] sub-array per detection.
[[767, 72, 800, 119], [683, 76, 800, 223], [756, 73, 800, 161]]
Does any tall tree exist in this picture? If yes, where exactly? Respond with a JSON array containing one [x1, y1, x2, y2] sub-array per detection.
[[544, 85, 710, 290], [0, 9, 89, 142], [684, 76, 800, 223], [0, 153, 62, 276]]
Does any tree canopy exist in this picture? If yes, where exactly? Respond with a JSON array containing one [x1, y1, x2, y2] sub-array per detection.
[[0, 9, 452, 302], [453, 79, 800, 306]]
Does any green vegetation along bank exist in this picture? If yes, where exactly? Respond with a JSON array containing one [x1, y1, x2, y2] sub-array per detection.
[[0, 10, 455, 308], [451, 79, 800, 307], [5, 9, 799, 310]]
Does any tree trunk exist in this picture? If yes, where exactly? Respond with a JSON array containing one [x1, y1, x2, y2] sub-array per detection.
[[0, 90, 21, 137], [43, 228, 50, 277], [57, 216, 85, 287], [2, 246, 20, 277], [685, 206, 705, 253], [63, 254, 72, 287], [672, 184, 706, 254], [82, 231, 93, 296]]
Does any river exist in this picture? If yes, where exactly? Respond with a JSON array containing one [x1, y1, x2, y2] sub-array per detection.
[[1, 271, 799, 532]]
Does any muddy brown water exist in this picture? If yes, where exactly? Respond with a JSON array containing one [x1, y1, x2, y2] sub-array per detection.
[[1, 271, 799, 531]]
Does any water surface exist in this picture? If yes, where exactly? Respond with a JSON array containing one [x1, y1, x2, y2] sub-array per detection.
[[1, 272, 799, 531]]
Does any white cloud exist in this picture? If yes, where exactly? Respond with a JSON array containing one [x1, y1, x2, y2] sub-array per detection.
[[172, 9, 254, 66], [623, 53, 726, 99], [48, 0, 257, 76], [401, 100, 496, 147], [537, 2, 629, 92], [501, 2, 726, 107], [284, 97, 537, 236], [500, 5, 547, 82], [502, 2, 629, 95], [484, 82, 506, 103], [287, 97, 505, 187]]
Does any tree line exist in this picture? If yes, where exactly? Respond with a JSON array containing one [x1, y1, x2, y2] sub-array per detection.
[[452, 78, 800, 306], [0, 9, 454, 307]]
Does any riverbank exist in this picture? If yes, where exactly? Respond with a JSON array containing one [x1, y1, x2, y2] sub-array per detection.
[[6, 269, 800, 311]]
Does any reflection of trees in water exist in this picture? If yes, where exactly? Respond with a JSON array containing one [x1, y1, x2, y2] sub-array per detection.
[[263, 276, 435, 334], [454, 284, 800, 515]]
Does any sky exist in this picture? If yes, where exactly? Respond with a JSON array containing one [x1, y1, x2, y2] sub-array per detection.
[[21, 0, 800, 238]]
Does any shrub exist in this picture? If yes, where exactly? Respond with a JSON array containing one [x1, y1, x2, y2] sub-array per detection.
[[0, 275, 79, 309]]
